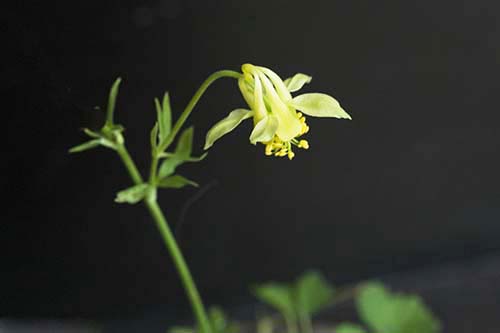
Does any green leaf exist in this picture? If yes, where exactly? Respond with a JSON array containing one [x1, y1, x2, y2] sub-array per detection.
[[83, 128, 101, 138], [168, 306, 239, 333], [204, 109, 254, 150], [356, 282, 441, 333], [290, 93, 351, 119], [158, 156, 182, 179], [175, 126, 194, 158], [334, 323, 367, 333], [356, 282, 392, 332], [158, 175, 198, 189], [155, 92, 172, 142], [150, 122, 159, 149], [157, 127, 197, 178], [69, 139, 101, 153], [161, 92, 173, 138], [184, 152, 208, 162], [294, 270, 335, 316], [249, 115, 278, 144], [209, 307, 227, 333], [253, 283, 295, 319], [155, 97, 163, 132], [256, 316, 274, 333], [284, 73, 312, 93], [159, 152, 208, 162], [115, 183, 150, 204], [105, 77, 122, 126]]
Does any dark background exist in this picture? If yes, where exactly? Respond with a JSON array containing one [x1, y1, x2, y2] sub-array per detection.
[[3, 0, 500, 330]]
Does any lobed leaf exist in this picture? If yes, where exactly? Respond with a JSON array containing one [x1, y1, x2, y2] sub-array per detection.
[[356, 282, 441, 333]]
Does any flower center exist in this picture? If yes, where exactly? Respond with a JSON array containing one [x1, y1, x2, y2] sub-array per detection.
[[264, 113, 310, 160]]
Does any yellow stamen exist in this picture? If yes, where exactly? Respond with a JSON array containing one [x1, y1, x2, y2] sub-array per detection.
[[265, 144, 273, 155], [302, 125, 310, 134], [272, 142, 284, 148], [298, 140, 309, 149], [287, 151, 295, 160]]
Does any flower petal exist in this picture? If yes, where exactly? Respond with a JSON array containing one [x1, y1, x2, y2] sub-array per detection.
[[290, 93, 351, 119], [249, 115, 279, 144], [283, 73, 312, 92], [204, 109, 254, 149], [258, 66, 293, 101], [258, 72, 303, 141], [238, 78, 255, 110], [253, 73, 268, 121]]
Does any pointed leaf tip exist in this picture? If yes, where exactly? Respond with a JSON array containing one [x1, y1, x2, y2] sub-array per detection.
[[158, 175, 199, 189], [155, 92, 172, 142], [176, 126, 194, 158], [68, 139, 101, 153], [105, 77, 123, 126]]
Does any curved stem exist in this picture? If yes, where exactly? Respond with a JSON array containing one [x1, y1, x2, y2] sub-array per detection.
[[157, 70, 241, 153]]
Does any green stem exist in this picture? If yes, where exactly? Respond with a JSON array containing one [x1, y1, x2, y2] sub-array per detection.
[[116, 144, 143, 184], [145, 199, 212, 333], [299, 312, 313, 333], [157, 70, 241, 153], [113, 70, 243, 333], [116, 143, 212, 333], [149, 153, 159, 183], [284, 312, 299, 333]]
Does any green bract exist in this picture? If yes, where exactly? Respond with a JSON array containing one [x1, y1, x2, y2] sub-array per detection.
[[204, 64, 351, 160]]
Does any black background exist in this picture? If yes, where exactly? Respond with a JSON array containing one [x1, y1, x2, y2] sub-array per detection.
[[3, 0, 500, 325]]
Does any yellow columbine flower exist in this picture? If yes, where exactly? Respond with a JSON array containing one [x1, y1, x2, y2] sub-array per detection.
[[204, 64, 351, 159]]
